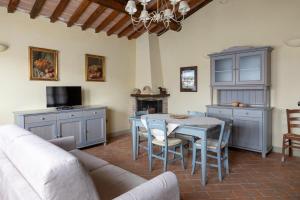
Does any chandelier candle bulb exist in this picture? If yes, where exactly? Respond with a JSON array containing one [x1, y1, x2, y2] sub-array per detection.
[[179, 1, 190, 15], [125, 0, 137, 15]]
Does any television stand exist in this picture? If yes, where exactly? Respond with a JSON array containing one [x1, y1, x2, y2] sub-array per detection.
[[56, 106, 74, 110]]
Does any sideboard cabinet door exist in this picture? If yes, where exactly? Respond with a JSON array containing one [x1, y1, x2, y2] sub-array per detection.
[[232, 116, 262, 151], [57, 118, 84, 147], [25, 121, 57, 140], [211, 54, 236, 86], [85, 116, 105, 144]]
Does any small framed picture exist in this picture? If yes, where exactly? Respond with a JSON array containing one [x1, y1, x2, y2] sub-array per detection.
[[180, 66, 197, 92], [29, 47, 58, 81], [85, 54, 105, 82]]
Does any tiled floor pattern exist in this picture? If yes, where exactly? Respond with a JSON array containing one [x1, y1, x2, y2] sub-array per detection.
[[84, 134, 300, 200]]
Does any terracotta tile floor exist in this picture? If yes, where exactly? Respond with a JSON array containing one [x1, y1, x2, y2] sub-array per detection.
[[84, 134, 300, 200]]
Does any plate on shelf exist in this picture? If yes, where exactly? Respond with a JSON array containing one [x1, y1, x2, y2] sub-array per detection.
[[170, 114, 189, 119]]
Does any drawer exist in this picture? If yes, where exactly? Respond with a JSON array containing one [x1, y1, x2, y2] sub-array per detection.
[[25, 114, 57, 124], [57, 111, 82, 120], [207, 108, 232, 116], [84, 109, 105, 118], [233, 109, 263, 118]]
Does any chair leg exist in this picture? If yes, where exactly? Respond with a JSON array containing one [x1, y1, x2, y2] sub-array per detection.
[[217, 151, 222, 182], [148, 144, 152, 172], [288, 139, 293, 157], [163, 146, 168, 172], [137, 136, 140, 157], [173, 146, 177, 159], [224, 146, 229, 174], [191, 143, 196, 175], [180, 144, 185, 170], [282, 136, 286, 163]]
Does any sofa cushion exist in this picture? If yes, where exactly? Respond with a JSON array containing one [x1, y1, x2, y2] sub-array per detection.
[[91, 164, 146, 200], [0, 125, 99, 200], [70, 149, 109, 172], [0, 150, 41, 200]]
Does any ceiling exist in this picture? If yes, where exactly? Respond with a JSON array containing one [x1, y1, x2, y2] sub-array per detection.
[[0, 0, 212, 39]]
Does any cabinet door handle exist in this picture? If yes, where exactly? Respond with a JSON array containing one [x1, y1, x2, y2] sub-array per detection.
[[94, 112, 98, 115], [71, 114, 74, 117], [41, 117, 45, 120], [245, 112, 249, 115]]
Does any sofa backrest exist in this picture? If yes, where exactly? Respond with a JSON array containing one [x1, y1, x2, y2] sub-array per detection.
[[0, 125, 99, 200]]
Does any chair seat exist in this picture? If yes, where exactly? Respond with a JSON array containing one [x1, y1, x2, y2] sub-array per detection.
[[284, 133, 300, 140], [152, 138, 182, 147], [195, 139, 226, 150]]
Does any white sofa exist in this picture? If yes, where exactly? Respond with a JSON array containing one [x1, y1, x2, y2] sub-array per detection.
[[0, 125, 180, 200]]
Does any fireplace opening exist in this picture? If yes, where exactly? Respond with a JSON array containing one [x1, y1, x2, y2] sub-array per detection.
[[137, 100, 162, 114]]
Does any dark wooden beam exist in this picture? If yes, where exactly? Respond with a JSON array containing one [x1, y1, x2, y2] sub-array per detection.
[[67, 0, 91, 27], [95, 11, 119, 33], [7, 0, 20, 13], [30, 0, 47, 19], [50, 0, 70, 23], [128, 26, 144, 40], [82, 5, 106, 30], [106, 15, 129, 36], [118, 23, 134, 38], [157, 0, 213, 36]]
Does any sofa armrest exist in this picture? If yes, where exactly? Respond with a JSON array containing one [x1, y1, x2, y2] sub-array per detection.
[[49, 136, 76, 151], [113, 172, 180, 200]]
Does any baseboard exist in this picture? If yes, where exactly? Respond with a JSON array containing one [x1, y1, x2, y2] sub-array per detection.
[[109, 129, 130, 138], [272, 146, 300, 157]]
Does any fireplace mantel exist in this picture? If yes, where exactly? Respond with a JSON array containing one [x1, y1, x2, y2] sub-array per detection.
[[130, 94, 170, 98]]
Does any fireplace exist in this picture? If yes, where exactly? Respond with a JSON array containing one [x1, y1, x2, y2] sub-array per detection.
[[137, 99, 162, 113], [129, 93, 169, 116]]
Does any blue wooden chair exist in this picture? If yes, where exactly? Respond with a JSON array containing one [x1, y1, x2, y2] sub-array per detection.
[[146, 118, 185, 172], [191, 120, 232, 182], [134, 111, 149, 156]]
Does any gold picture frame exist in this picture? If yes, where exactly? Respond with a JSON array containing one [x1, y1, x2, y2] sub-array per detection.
[[29, 47, 58, 81], [85, 54, 105, 82]]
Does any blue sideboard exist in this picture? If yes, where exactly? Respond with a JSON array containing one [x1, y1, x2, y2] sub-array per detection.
[[14, 106, 106, 148]]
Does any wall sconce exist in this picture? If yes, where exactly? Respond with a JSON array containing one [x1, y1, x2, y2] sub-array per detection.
[[0, 44, 9, 52], [284, 38, 300, 47]]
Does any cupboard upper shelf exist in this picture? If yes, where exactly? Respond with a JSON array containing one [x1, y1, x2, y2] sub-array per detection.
[[209, 46, 272, 87]]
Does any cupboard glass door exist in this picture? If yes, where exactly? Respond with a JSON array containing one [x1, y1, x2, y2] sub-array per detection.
[[212, 55, 235, 86], [236, 51, 264, 84]]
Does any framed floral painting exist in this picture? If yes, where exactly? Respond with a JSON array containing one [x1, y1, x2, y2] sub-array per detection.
[[85, 54, 105, 82], [180, 66, 198, 92], [29, 47, 58, 81]]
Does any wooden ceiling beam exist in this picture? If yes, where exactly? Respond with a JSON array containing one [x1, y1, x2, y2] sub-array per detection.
[[118, 24, 134, 38], [106, 15, 129, 36], [50, 0, 70, 23], [30, 0, 47, 19], [7, 0, 20, 13], [95, 10, 119, 33], [67, 0, 91, 27], [129, 23, 158, 40], [82, 5, 106, 30]]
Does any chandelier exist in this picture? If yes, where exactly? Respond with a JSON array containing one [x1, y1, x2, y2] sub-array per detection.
[[125, 0, 191, 32]]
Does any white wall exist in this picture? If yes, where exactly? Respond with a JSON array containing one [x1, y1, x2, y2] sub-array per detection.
[[0, 7, 136, 134], [157, 0, 300, 150]]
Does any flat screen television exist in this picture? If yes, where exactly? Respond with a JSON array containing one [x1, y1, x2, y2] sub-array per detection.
[[46, 86, 82, 108]]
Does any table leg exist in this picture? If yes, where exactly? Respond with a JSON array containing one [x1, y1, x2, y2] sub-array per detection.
[[131, 120, 137, 160], [201, 130, 207, 186]]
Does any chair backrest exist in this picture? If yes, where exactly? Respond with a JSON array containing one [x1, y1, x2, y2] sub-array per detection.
[[145, 118, 168, 144], [219, 122, 233, 147], [187, 111, 206, 117], [134, 110, 149, 117], [286, 109, 300, 134]]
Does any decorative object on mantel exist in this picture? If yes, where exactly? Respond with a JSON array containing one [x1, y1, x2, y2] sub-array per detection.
[[284, 37, 300, 47], [130, 93, 170, 97], [132, 88, 142, 95], [142, 85, 153, 94], [29, 47, 58, 81], [85, 54, 105, 82], [158, 87, 167, 95], [125, 0, 190, 32], [0, 44, 8, 52], [180, 66, 197, 92]]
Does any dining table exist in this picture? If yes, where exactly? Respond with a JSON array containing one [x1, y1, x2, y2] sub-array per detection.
[[129, 113, 224, 186]]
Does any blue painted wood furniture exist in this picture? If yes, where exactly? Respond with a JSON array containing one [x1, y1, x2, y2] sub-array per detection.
[[134, 111, 149, 156], [129, 116, 219, 186], [145, 118, 185, 172], [191, 121, 232, 181], [187, 111, 206, 117]]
